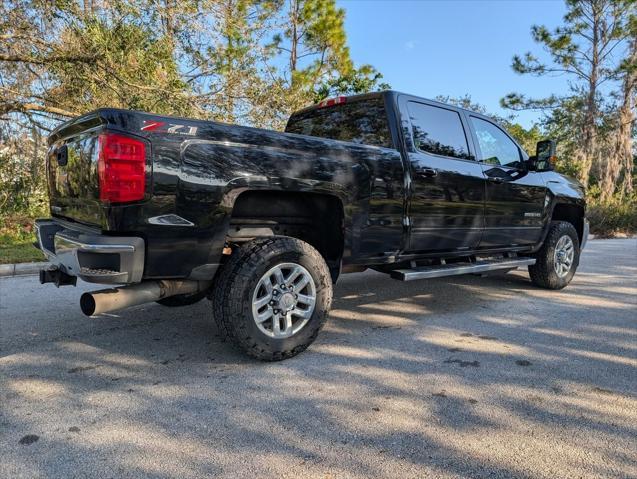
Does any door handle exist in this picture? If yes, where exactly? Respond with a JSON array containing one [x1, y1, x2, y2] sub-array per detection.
[[418, 168, 438, 178], [488, 177, 504, 184]]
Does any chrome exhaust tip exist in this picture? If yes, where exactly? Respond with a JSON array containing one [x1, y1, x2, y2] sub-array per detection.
[[80, 280, 211, 316]]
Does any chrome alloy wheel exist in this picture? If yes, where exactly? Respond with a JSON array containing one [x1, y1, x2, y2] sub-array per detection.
[[251, 263, 317, 338], [553, 235, 575, 278]]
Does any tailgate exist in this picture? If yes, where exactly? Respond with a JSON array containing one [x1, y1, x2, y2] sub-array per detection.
[[48, 133, 104, 226], [47, 114, 105, 227]]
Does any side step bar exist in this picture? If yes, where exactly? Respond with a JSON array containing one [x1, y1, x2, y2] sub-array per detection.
[[390, 257, 536, 281]]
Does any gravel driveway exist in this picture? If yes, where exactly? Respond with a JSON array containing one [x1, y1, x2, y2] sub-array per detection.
[[1, 239, 636, 478]]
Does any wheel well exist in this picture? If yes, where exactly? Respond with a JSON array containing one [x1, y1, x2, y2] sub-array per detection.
[[551, 203, 584, 243], [227, 191, 344, 281]]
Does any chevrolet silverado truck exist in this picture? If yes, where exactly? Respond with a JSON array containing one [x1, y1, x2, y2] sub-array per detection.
[[36, 91, 589, 360]]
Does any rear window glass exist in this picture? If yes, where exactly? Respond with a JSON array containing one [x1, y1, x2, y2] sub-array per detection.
[[285, 97, 392, 148], [408, 102, 471, 160]]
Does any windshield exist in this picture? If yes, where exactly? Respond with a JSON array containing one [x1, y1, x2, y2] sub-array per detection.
[[285, 97, 392, 148]]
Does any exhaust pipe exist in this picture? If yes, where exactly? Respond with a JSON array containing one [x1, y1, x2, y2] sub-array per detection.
[[80, 280, 211, 316]]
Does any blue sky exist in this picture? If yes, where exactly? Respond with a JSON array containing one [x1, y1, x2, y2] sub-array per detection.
[[338, 0, 570, 127]]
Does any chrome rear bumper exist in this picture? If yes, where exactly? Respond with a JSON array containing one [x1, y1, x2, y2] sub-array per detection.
[[35, 219, 145, 284]]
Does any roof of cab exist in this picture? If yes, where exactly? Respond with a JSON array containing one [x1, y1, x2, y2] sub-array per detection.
[[290, 89, 485, 118]]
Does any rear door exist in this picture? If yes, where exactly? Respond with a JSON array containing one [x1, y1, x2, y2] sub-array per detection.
[[468, 115, 546, 247], [401, 98, 485, 253]]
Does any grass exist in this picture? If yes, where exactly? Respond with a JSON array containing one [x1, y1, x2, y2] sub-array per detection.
[[0, 241, 46, 265], [1, 213, 47, 265]]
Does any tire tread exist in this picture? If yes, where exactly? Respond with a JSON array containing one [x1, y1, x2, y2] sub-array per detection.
[[212, 237, 331, 361], [528, 220, 580, 290]]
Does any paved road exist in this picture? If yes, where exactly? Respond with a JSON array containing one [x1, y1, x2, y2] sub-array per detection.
[[1, 239, 636, 479]]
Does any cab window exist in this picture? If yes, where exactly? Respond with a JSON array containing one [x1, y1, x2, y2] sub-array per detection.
[[407, 102, 472, 160], [285, 97, 392, 148], [470, 117, 522, 168]]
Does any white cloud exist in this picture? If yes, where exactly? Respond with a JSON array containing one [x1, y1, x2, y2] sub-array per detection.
[[404, 40, 416, 50]]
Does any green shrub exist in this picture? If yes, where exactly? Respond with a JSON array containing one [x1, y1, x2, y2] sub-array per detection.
[[0, 213, 39, 244], [0, 213, 45, 264], [587, 197, 637, 237]]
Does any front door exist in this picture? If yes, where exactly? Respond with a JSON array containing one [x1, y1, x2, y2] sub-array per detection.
[[468, 116, 547, 248], [404, 101, 485, 253]]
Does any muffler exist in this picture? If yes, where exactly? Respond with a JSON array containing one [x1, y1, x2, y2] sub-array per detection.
[[80, 280, 211, 316]]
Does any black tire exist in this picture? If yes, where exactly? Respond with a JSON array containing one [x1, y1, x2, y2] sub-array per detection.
[[528, 221, 580, 290], [212, 236, 332, 361], [156, 291, 207, 307]]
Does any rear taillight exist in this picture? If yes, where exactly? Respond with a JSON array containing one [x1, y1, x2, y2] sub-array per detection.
[[97, 133, 146, 203]]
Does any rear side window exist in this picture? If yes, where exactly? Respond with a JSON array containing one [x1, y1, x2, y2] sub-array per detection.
[[285, 97, 392, 148], [408, 102, 471, 160]]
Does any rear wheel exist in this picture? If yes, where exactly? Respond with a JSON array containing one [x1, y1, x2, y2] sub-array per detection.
[[529, 221, 580, 289], [212, 236, 332, 361]]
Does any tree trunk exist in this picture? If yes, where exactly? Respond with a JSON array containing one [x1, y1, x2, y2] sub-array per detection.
[[290, 0, 299, 73], [162, 0, 176, 56], [599, 32, 636, 201], [577, 0, 602, 187], [617, 36, 636, 197]]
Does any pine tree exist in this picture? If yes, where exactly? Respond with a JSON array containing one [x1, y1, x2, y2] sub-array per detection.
[[268, 0, 388, 114], [501, 0, 635, 190]]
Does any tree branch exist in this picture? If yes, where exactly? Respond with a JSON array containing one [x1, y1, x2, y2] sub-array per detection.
[[0, 101, 77, 118], [0, 53, 98, 65]]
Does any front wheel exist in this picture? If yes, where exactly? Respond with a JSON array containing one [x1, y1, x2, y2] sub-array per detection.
[[212, 236, 332, 361], [529, 221, 580, 289]]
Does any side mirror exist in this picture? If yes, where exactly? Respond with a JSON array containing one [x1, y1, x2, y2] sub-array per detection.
[[532, 139, 557, 171]]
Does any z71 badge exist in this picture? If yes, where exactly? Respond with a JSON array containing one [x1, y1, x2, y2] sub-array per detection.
[[141, 120, 198, 136]]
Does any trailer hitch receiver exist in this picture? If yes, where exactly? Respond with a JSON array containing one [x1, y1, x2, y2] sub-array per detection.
[[39, 266, 77, 287]]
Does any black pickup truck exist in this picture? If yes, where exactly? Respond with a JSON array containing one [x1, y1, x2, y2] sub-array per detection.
[[36, 90, 588, 360]]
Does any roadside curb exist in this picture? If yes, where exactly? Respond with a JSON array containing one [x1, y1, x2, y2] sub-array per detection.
[[0, 262, 50, 278]]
